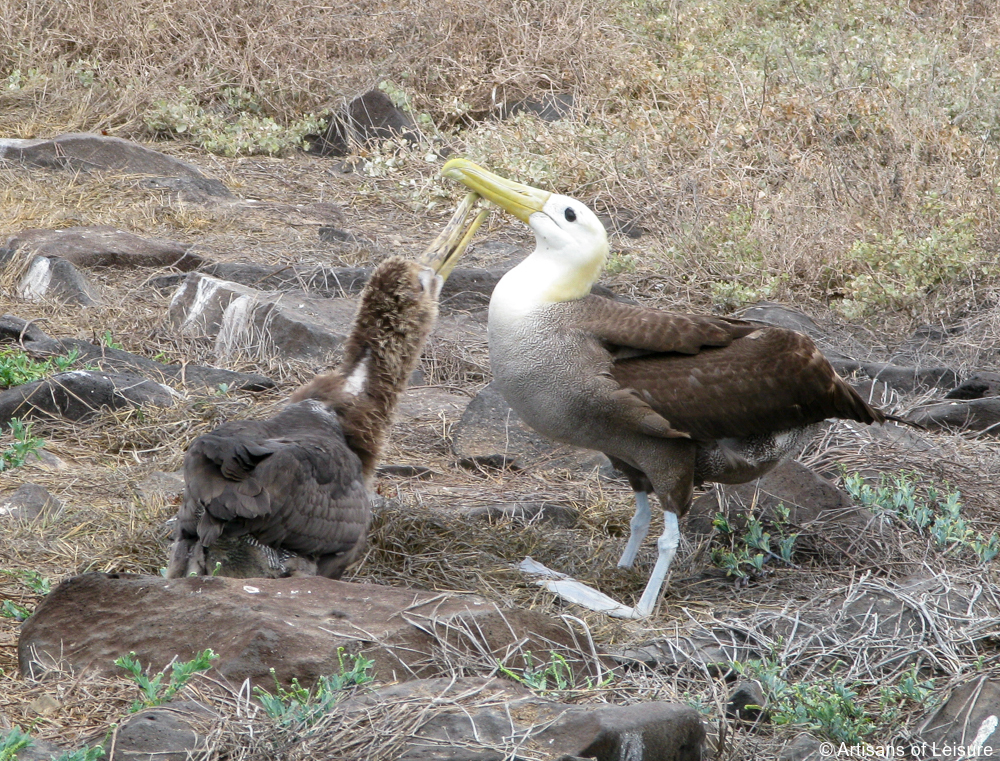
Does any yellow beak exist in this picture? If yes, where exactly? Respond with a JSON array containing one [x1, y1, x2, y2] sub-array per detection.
[[441, 158, 551, 224], [418, 192, 488, 281]]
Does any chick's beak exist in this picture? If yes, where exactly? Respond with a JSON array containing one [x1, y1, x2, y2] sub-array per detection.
[[418, 191, 488, 281], [441, 158, 551, 224]]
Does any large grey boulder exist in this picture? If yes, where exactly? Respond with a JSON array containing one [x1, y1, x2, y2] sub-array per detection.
[[917, 676, 1000, 757], [167, 272, 358, 362]]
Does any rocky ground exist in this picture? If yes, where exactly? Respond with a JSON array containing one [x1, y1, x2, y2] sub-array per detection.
[[3, 124, 1000, 760]]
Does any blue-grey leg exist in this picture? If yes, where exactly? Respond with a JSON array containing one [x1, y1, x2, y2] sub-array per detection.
[[617, 491, 652, 569], [631, 511, 680, 619]]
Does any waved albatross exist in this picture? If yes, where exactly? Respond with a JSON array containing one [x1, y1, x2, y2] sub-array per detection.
[[443, 158, 890, 619], [166, 194, 486, 579]]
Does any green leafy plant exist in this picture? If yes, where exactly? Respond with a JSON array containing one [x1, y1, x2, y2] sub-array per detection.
[[496, 650, 611, 695], [145, 87, 326, 157], [0, 570, 52, 621], [99, 330, 123, 350], [830, 214, 982, 318], [0, 347, 80, 388], [0, 728, 32, 761], [711, 506, 798, 580], [0, 728, 104, 761], [254, 647, 375, 726], [730, 659, 935, 744], [115, 649, 218, 712], [1, 418, 44, 472], [843, 471, 999, 563]]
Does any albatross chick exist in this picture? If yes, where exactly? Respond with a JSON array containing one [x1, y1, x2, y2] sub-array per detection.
[[166, 194, 486, 579], [443, 158, 892, 619]]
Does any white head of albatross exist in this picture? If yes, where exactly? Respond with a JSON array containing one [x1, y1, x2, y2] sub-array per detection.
[[443, 158, 892, 620], [443, 158, 609, 317]]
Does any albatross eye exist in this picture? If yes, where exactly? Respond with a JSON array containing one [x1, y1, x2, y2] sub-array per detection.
[[564, 207, 577, 222]]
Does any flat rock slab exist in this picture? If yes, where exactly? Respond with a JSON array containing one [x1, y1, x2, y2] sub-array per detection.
[[0, 133, 233, 200], [167, 272, 358, 362], [453, 381, 610, 473], [18, 574, 584, 689], [0, 370, 175, 426], [917, 676, 1000, 756], [338, 676, 705, 761], [909, 398, 1000, 433], [0, 227, 202, 271]]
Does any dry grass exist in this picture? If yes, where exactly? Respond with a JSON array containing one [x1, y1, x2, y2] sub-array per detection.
[[4, 0, 1000, 757]]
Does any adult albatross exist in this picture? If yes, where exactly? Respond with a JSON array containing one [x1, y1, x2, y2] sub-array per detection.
[[166, 194, 486, 579], [443, 158, 889, 619]]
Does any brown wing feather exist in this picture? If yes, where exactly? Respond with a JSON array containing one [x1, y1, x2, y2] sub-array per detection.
[[610, 327, 883, 441], [576, 295, 758, 356]]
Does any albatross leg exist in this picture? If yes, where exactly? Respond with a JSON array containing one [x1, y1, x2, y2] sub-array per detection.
[[617, 491, 652, 569], [631, 511, 680, 618]]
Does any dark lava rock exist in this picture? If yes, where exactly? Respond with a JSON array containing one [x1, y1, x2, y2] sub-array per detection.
[[946, 371, 1000, 400], [500, 92, 575, 122], [0, 315, 48, 343], [13, 737, 66, 761], [306, 90, 418, 156], [15, 255, 100, 305], [916, 676, 1000, 757], [727, 680, 769, 724], [359, 677, 706, 761], [0, 370, 175, 426], [0, 227, 202, 271], [19, 574, 582, 689], [111, 700, 215, 761], [687, 459, 876, 560], [452, 382, 610, 474], [0, 133, 233, 199], [908, 398, 1000, 433], [734, 302, 826, 340], [0, 484, 63, 523], [862, 362, 957, 394], [778, 733, 824, 761]]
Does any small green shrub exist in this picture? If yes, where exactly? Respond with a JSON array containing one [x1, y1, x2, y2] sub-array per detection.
[[711, 506, 798, 580], [145, 87, 326, 157], [497, 650, 611, 695], [0, 728, 104, 761], [843, 471, 999, 563], [830, 214, 985, 318], [115, 649, 218, 712], [0, 347, 80, 388], [730, 658, 935, 744], [254, 648, 374, 726], [0, 419, 44, 472]]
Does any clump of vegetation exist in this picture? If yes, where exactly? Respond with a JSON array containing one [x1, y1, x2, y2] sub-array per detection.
[[254, 648, 374, 726], [829, 214, 985, 318], [0, 347, 80, 388], [0, 728, 104, 761], [497, 651, 612, 695], [711, 506, 798, 580], [731, 658, 936, 744], [146, 87, 326, 157], [0, 418, 44, 472], [0, 569, 51, 621], [843, 471, 1000, 563], [115, 649, 218, 713]]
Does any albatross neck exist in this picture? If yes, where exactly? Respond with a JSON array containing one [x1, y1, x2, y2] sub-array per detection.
[[490, 246, 604, 322]]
